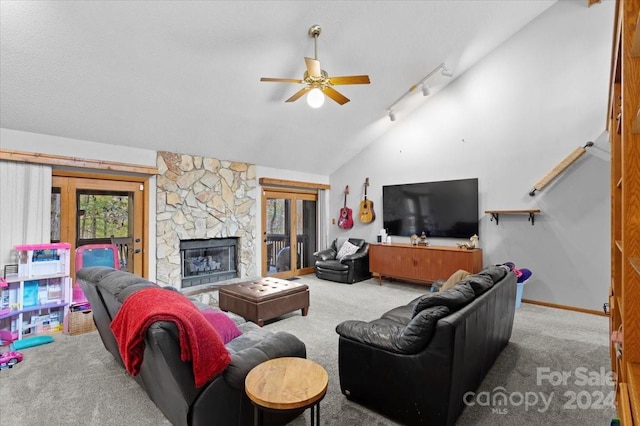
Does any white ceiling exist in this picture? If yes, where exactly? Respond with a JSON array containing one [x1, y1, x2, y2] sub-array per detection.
[[0, 1, 557, 175]]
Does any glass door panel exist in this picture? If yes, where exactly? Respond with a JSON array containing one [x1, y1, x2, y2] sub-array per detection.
[[76, 191, 130, 242], [262, 189, 317, 278], [52, 175, 145, 277], [51, 187, 61, 243], [265, 197, 291, 275], [297, 199, 317, 270]]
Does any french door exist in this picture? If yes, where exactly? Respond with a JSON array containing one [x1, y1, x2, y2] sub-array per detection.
[[52, 173, 147, 278], [262, 189, 317, 278]]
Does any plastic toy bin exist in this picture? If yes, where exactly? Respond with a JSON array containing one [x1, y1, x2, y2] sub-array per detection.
[[515, 279, 530, 308]]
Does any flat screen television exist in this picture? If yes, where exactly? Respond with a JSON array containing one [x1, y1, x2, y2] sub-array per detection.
[[382, 178, 479, 238]]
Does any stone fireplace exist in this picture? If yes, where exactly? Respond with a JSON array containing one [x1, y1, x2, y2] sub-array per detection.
[[156, 151, 257, 289], [180, 237, 238, 287]]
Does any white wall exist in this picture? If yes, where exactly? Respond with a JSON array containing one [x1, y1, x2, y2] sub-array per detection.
[[328, 0, 614, 311]]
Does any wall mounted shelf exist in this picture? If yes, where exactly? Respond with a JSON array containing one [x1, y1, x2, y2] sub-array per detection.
[[485, 209, 541, 226]]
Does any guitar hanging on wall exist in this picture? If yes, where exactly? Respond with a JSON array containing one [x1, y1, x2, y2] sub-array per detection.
[[359, 178, 375, 224], [338, 185, 354, 229]]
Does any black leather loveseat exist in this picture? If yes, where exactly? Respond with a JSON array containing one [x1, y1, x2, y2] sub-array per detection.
[[76, 267, 306, 426], [335, 265, 517, 425], [313, 237, 371, 283]]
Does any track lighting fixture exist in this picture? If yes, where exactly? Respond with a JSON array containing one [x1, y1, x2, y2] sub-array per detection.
[[385, 62, 453, 120], [441, 66, 453, 77]]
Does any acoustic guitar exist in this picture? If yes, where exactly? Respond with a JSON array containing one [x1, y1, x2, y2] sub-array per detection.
[[359, 177, 375, 223], [338, 185, 354, 230]]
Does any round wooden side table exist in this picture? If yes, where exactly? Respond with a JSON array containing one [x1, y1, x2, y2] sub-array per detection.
[[245, 357, 328, 426]]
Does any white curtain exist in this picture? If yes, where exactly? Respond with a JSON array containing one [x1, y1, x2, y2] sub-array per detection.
[[0, 161, 52, 268], [317, 189, 329, 250]]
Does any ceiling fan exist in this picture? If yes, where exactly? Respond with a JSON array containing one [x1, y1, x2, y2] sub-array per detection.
[[260, 25, 370, 107]]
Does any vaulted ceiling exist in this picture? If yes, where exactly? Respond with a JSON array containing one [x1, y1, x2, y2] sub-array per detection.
[[0, 1, 558, 175]]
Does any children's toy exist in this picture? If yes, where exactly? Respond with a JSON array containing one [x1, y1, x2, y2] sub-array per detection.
[[0, 330, 23, 370], [12, 335, 53, 350]]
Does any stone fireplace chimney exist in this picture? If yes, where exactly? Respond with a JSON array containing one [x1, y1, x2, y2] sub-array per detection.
[[156, 151, 256, 289]]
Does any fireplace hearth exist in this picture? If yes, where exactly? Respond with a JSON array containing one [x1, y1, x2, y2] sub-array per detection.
[[180, 237, 239, 288]]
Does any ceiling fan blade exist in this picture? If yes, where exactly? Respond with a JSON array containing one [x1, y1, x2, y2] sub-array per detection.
[[329, 75, 371, 85], [323, 87, 350, 105], [305, 57, 321, 77], [261, 77, 304, 84], [285, 87, 311, 102]]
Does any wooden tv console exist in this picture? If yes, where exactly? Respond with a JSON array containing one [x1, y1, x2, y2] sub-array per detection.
[[369, 243, 483, 285]]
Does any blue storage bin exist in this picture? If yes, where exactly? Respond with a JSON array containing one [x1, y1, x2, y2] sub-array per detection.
[[515, 278, 530, 308]]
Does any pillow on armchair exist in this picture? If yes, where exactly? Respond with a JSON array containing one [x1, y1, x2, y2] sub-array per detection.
[[336, 240, 360, 260]]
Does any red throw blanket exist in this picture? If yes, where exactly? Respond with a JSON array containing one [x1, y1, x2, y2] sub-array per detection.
[[110, 287, 231, 388]]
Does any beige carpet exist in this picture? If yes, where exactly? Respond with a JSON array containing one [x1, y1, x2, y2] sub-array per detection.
[[0, 274, 615, 425]]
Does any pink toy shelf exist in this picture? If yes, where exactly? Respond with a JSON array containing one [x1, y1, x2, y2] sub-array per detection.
[[0, 278, 8, 316], [15, 243, 71, 278], [0, 243, 72, 339]]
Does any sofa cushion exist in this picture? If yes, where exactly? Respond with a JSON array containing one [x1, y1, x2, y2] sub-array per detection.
[[459, 274, 494, 296], [336, 305, 450, 354], [201, 309, 242, 344], [381, 304, 414, 324], [400, 305, 451, 352], [224, 331, 307, 389], [337, 240, 359, 260], [478, 265, 508, 283], [411, 281, 475, 317]]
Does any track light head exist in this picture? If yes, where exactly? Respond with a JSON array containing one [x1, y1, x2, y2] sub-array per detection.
[[388, 110, 396, 121], [421, 84, 430, 96], [441, 66, 453, 77]]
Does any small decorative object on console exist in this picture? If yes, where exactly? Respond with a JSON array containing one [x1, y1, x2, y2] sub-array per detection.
[[410, 234, 419, 245], [457, 234, 479, 250], [417, 232, 429, 246]]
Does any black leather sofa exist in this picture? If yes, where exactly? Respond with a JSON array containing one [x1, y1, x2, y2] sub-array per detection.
[[335, 265, 517, 425], [313, 238, 371, 284], [76, 267, 306, 426]]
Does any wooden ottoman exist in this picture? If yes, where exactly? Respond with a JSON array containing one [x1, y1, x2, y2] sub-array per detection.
[[219, 277, 309, 326]]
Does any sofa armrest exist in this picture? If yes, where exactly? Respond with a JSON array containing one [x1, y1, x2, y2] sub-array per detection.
[[223, 331, 306, 389], [313, 248, 337, 261], [336, 305, 450, 354]]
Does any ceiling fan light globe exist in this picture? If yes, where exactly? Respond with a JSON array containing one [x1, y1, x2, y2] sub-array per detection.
[[307, 88, 325, 108]]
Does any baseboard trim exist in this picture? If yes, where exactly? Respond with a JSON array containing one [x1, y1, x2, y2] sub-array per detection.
[[521, 298, 608, 317]]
